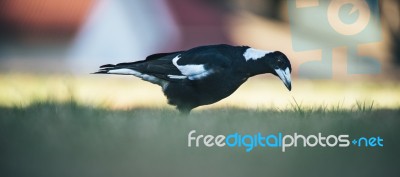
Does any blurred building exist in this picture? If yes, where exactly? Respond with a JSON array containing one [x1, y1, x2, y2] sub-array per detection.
[[0, 0, 398, 79], [0, 0, 93, 73]]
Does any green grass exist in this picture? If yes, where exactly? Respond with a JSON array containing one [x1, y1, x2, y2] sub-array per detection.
[[1, 102, 399, 177]]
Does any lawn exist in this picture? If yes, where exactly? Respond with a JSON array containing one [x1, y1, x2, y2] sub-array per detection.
[[1, 102, 399, 177], [1, 74, 399, 110]]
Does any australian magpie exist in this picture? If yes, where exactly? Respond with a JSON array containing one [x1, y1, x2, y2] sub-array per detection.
[[94, 44, 292, 114]]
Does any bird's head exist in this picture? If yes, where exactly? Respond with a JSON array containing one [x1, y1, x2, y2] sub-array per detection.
[[243, 48, 292, 91], [266, 51, 292, 91], [243, 47, 292, 91]]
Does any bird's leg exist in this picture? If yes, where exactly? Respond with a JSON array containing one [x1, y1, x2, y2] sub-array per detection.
[[177, 106, 192, 116]]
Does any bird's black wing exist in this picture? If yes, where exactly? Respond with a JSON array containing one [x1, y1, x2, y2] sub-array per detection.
[[168, 46, 233, 80], [94, 45, 233, 82], [99, 51, 183, 68], [94, 52, 183, 81]]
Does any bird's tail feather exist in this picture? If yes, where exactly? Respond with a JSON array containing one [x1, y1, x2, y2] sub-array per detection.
[[91, 64, 124, 74], [92, 63, 137, 74], [92, 64, 116, 74], [92, 62, 167, 87]]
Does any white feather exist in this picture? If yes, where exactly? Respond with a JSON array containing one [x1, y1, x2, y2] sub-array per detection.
[[243, 48, 273, 61], [167, 75, 187, 79], [108, 68, 138, 75], [172, 55, 213, 80], [108, 68, 167, 87]]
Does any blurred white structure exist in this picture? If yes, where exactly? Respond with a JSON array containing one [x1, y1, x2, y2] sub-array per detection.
[[68, 0, 180, 73]]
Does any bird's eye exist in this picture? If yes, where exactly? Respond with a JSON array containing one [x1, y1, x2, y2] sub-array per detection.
[[276, 59, 285, 67]]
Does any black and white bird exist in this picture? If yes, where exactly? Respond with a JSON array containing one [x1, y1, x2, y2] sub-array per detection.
[[94, 44, 292, 114]]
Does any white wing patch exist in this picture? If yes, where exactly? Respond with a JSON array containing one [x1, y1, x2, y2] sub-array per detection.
[[172, 55, 214, 80], [243, 48, 273, 61], [108, 68, 167, 87], [167, 75, 187, 79]]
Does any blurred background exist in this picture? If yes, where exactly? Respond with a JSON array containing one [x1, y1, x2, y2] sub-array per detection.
[[2, 2, 400, 177], [0, 0, 399, 109]]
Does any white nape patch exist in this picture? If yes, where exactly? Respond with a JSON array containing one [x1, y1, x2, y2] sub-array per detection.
[[168, 75, 187, 79], [108, 68, 167, 87], [243, 48, 273, 61], [172, 55, 213, 80]]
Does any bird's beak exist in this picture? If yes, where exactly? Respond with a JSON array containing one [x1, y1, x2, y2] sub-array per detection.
[[275, 68, 292, 91]]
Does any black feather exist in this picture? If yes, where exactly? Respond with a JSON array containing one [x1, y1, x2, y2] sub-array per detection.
[[92, 44, 293, 114], [100, 64, 115, 68]]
